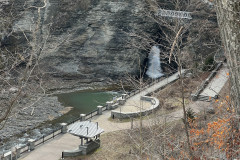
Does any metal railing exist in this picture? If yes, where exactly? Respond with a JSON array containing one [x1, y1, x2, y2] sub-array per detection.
[[1, 72, 174, 158], [85, 109, 98, 120], [1, 127, 63, 159]]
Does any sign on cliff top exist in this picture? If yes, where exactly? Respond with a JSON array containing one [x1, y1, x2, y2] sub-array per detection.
[[156, 9, 192, 19]]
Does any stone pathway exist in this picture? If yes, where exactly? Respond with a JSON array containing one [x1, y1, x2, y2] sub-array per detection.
[[19, 67, 230, 160], [200, 64, 229, 98], [19, 100, 210, 160], [129, 70, 186, 101], [114, 70, 186, 112], [19, 70, 190, 160], [20, 133, 80, 160], [92, 101, 210, 133], [114, 100, 152, 112]]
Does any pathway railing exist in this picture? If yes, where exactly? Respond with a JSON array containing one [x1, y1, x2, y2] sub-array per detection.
[[1, 127, 63, 160], [0, 72, 176, 159]]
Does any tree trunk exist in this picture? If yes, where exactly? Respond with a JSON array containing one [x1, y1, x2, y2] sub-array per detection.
[[215, 0, 240, 115], [215, 3, 240, 158]]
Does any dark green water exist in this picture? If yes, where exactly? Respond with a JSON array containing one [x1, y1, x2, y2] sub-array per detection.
[[53, 90, 118, 124]]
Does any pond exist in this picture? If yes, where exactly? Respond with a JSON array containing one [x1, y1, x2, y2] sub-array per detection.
[[52, 90, 119, 124]]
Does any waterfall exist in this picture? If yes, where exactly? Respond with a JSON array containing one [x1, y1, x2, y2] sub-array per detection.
[[146, 46, 164, 79]]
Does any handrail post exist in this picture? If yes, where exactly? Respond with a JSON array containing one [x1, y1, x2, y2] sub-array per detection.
[[80, 114, 86, 121], [3, 151, 12, 160], [60, 123, 67, 134], [61, 152, 64, 159], [16, 145, 21, 159], [106, 101, 113, 110], [97, 106, 103, 115], [28, 139, 35, 151]]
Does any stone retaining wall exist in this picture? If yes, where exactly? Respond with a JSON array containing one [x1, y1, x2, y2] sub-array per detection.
[[62, 140, 100, 157], [80, 140, 100, 155], [111, 96, 159, 119], [62, 148, 82, 158]]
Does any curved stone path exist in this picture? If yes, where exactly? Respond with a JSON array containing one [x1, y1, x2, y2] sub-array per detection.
[[19, 71, 189, 160], [114, 70, 186, 113], [19, 66, 229, 160], [19, 100, 211, 160]]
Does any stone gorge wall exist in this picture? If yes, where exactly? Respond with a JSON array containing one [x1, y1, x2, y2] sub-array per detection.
[[1, 0, 158, 90], [0, 0, 222, 144], [43, 0, 149, 79], [154, 0, 222, 71], [0, 0, 221, 90]]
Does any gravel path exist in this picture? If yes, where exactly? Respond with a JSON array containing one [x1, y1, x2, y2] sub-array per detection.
[[92, 101, 211, 133]]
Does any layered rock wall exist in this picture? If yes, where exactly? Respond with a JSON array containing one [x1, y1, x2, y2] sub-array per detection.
[[1, 0, 157, 89]]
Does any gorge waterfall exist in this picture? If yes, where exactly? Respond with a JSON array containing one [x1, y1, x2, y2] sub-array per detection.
[[146, 46, 164, 79]]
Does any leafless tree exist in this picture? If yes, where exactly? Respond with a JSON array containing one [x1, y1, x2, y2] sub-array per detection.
[[215, 0, 240, 158], [215, 0, 240, 117], [0, 0, 49, 129], [119, 0, 224, 159]]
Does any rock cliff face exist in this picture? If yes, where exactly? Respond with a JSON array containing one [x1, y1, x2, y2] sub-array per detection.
[[0, 0, 222, 145], [0, 0, 221, 89], [1, 0, 159, 89]]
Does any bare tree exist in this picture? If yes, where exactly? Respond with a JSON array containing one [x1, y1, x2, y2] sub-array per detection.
[[215, 0, 240, 158], [0, 0, 49, 129], [215, 0, 240, 116], [137, 1, 197, 158], [121, 0, 223, 159]]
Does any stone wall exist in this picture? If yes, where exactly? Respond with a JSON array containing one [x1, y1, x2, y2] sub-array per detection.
[[111, 96, 159, 119], [79, 139, 100, 155], [62, 148, 83, 158]]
